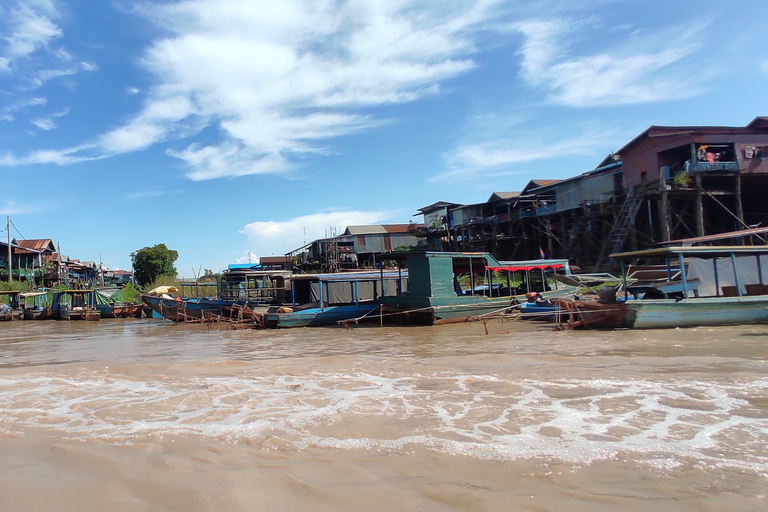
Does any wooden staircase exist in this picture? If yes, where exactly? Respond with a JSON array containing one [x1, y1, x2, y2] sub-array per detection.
[[595, 186, 644, 269]]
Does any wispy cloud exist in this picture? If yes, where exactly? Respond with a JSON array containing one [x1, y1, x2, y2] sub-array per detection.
[[82, 0, 499, 180], [31, 117, 55, 130], [2, 0, 62, 61], [0, 1, 91, 99], [124, 189, 166, 200], [433, 132, 611, 184], [240, 208, 397, 257], [514, 19, 703, 107], [0, 199, 47, 215], [30, 106, 69, 131], [0, 144, 101, 166]]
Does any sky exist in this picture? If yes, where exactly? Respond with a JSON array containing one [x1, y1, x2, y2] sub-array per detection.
[[1, 0, 767, 277]]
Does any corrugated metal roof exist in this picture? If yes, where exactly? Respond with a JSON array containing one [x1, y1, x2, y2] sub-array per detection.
[[344, 225, 387, 235], [531, 179, 561, 187], [382, 224, 418, 233], [487, 192, 520, 202], [15, 239, 55, 252], [416, 201, 462, 214]]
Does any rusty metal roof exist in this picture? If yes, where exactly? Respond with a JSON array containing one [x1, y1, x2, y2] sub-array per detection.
[[14, 239, 55, 253], [383, 224, 419, 234]]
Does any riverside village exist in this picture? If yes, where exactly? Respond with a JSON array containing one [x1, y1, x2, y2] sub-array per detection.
[[3, 117, 768, 330]]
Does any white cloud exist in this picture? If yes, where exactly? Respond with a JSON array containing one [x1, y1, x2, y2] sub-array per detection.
[[127, 87, 140, 95], [91, 0, 497, 179], [31, 117, 55, 130], [0, 144, 100, 166], [29, 106, 69, 131], [80, 61, 97, 71], [434, 133, 610, 184], [240, 209, 397, 256], [514, 19, 702, 107], [3, 0, 62, 60]]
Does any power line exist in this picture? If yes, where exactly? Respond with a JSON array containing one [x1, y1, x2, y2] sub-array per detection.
[[9, 218, 25, 240]]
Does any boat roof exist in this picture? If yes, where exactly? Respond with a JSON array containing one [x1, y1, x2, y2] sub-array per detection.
[[0, 290, 21, 295], [611, 246, 768, 259], [489, 258, 569, 271], [20, 291, 49, 297], [290, 271, 406, 282]]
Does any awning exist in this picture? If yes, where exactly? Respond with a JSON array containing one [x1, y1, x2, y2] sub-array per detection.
[[486, 263, 565, 272]]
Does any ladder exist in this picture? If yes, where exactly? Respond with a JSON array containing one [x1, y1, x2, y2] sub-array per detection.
[[595, 186, 644, 269]]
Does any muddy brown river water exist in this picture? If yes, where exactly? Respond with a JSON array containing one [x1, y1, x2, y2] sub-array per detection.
[[0, 318, 766, 511]]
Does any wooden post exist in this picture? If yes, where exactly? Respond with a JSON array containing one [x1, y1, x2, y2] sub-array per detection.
[[545, 216, 554, 259], [735, 172, 744, 239], [658, 177, 671, 242], [695, 173, 704, 237]]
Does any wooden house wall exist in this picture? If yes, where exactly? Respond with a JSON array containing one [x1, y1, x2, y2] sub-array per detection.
[[424, 209, 445, 231], [343, 233, 419, 254], [622, 133, 768, 186], [451, 205, 483, 227], [556, 173, 616, 212]]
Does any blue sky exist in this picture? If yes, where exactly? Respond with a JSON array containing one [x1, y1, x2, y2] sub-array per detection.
[[1, 0, 767, 277]]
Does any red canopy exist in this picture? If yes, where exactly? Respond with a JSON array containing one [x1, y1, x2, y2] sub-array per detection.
[[486, 263, 564, 272]]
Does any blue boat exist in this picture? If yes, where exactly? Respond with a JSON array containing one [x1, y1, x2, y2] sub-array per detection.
[[140, 294, 235, 322], [264, 271, 407, 328]]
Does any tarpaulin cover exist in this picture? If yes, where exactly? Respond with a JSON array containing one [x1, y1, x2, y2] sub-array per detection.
[[686, 255, 768, 297]]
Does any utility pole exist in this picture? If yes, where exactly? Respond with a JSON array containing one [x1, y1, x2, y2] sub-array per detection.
[[7, 216, 11, 283]]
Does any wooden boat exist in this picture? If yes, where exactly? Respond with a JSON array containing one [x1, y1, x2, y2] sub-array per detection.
[[219, 268, 293, 303], [141, 270, 296, 323], [53, 290, 101, 321], [140, 294, 236, 323], [21, 291, 54, 320], [264, 271, 407, 328], [95, 287, 143, 318], [0, 291, 23, 321], [377, 251, 576, 325], [555, 246, 768, 329]]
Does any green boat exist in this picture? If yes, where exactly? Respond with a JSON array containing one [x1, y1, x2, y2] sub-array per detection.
[[555, 246, 768, 329], [378, 251, 575, 325]]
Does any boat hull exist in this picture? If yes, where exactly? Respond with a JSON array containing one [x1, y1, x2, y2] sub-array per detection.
[[380, 287, 576, 325], [23, 307, 54, 320], [265, 304, 379, 328], [556, 296, 768, 329]]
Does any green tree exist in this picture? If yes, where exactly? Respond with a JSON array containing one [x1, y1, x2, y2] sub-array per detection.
[[131, 244, 179, 286]]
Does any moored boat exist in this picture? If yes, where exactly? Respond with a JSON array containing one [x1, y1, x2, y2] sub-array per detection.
[[264, 271, 407, 328], [377, 251, 576, 325], [53, 290, 101, 321], [555, 246, 768, 329], [21, 291, 54, 320], [0, 291, 23, 321]]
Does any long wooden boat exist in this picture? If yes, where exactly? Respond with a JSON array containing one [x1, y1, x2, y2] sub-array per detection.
[[377, 251, 576, 325], [0, 291, 23, 321], [53, 290, 101, 321], [21, 291, 54, 320], [264, 271, 407, 328], [555, 246, 768, 329], [140, 294, 235, 323]]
